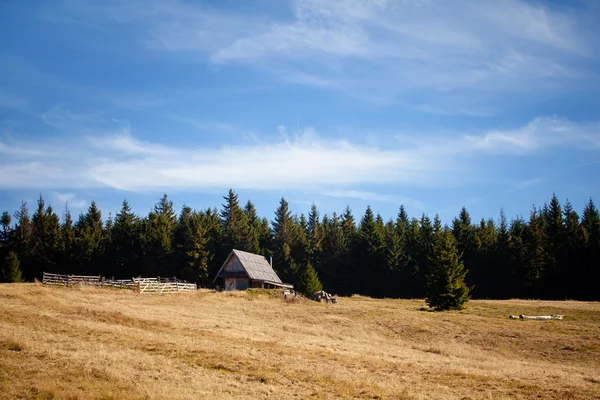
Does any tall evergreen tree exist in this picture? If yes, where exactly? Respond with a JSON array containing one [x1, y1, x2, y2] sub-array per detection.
[[13, 201, 32, 280], [243, 200, 262, 254], [200, 207, 225, 282], [581, 198, 600, 300], [307, 203, 323, 269], [543, 194, 565, 298], [356, 206, 385, 296], [220, 189, 252, 252], [0, 211, 11, 245], [524, 206, 547, 297], [320, 213, 346, 294], [272, 197, 296, 284], [175, 206, 209, 285], [142, 195, 176, 276], [0, 251, 22, 283], [426, 230, 471, 310], [111, 200, 141, 277], [297, 261, 323, 296], [60, 204, 75, 274]]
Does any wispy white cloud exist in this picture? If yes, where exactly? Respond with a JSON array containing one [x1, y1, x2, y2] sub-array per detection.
[[470, 117, 600, 153], [44, 0, 600, 104], [0, 116, 598, 194], [53, 192, 86, 209]]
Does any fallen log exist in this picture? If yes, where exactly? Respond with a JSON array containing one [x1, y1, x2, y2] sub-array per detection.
[[509, 314, 564, 320]]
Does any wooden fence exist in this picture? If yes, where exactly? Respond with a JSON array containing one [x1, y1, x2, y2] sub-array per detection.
[[42, 272, 196, 294], [42, 272, 102, 286], [136, 278, 197, 294]]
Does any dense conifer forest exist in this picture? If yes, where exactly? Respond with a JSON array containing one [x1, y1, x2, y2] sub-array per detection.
[[0, 190, 598, 301]]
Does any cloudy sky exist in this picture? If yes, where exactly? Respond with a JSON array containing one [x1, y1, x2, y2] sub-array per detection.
[[1, 0, 599, 223]]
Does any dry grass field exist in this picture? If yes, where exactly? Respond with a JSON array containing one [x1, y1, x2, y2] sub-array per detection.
[[1, 284, 599, 400]]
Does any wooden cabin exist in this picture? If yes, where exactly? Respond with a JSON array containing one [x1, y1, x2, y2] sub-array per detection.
[[213, 249, 293, 291]]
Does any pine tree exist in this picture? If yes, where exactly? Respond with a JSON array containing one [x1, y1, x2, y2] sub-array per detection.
[[272, 197, 296, 284], [175, 206, 209, 285], [74, 201, 105, 275], [199, 207, 225, 283], [1, 251, 23, 283], [426, 230, 471, 310], [243, 200, 262, 254], [494, 208, 510, 297], [561, 200, 581, 298], [220, 189, 252, 252], [452, 207, 480, 295], [112, 200, 142, 278], [383, 220, 402, 297], [356, 206, 385, 296], [320, 213, 345, 294], [143, 195, 177, 276], [60, 204, 75, 274], [543, 194, 565, 298], [414, 214, 436, 296], [307, 203, 323, 269], [507, 216, 528, 298], [581, 198, 600, 300], [298, 261, 323, 296], [0, 211, 11, 245], [524, 206, 546, 298], [13, 201, 32, 280], [292, 214, 310, 268]]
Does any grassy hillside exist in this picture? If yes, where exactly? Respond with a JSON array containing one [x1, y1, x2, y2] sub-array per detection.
[[1, 284, 599, 400]]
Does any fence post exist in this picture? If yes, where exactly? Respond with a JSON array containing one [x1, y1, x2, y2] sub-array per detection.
[[67, 275, 71, 287]]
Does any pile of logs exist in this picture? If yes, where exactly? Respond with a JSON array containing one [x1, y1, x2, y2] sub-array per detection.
[[509, 314, 564, 320], [310, 291, 337, 304]]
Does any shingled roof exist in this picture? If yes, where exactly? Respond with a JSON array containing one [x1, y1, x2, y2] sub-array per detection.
[[213, 249, 284, 284]]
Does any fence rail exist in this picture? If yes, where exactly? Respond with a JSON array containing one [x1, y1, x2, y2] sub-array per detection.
[[42, 272, 196, 294], [137, 278, 197, 294]]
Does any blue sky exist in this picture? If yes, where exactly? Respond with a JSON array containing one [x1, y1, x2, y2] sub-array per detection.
[[1, 0, 599, 224]]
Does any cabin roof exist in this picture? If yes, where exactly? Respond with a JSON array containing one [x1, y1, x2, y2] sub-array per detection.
[[213, 249, 284, 284]]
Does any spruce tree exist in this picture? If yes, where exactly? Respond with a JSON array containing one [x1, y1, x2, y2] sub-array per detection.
[[13, 201, 32, 280], [543, 194, 565, 298], [243, 200, 262, 254], [199, 207, 225, 283], [0, 211, 11, 244], [320, 212, 348, 295], [383, 220, 402, 297], [561, 200, 581, 298], [60, 205, 75, 274], [272, 197, 296, 283], [175, 207, 209, 285], [298, 261, 323, 296], [112, 200, 141, 277], [143, 194, 177, 276], [426, 230, 471, 310], [581, 198, 600, 300], [356, 206, 385, 296], [74, 201, 105, 275], [1, 251, 23, 283], [220, 189, 252, 252], [307, 203, 323, 269], [524, 206, 546, 297]]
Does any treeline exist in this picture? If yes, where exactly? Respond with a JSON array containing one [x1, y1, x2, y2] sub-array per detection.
[[0, 190, 598, 300]]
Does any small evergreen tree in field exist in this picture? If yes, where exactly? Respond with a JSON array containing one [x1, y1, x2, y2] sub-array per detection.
[[426, 230, 471, 311], [1, 251, 23, 283], [298, 261, 323, 296]]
